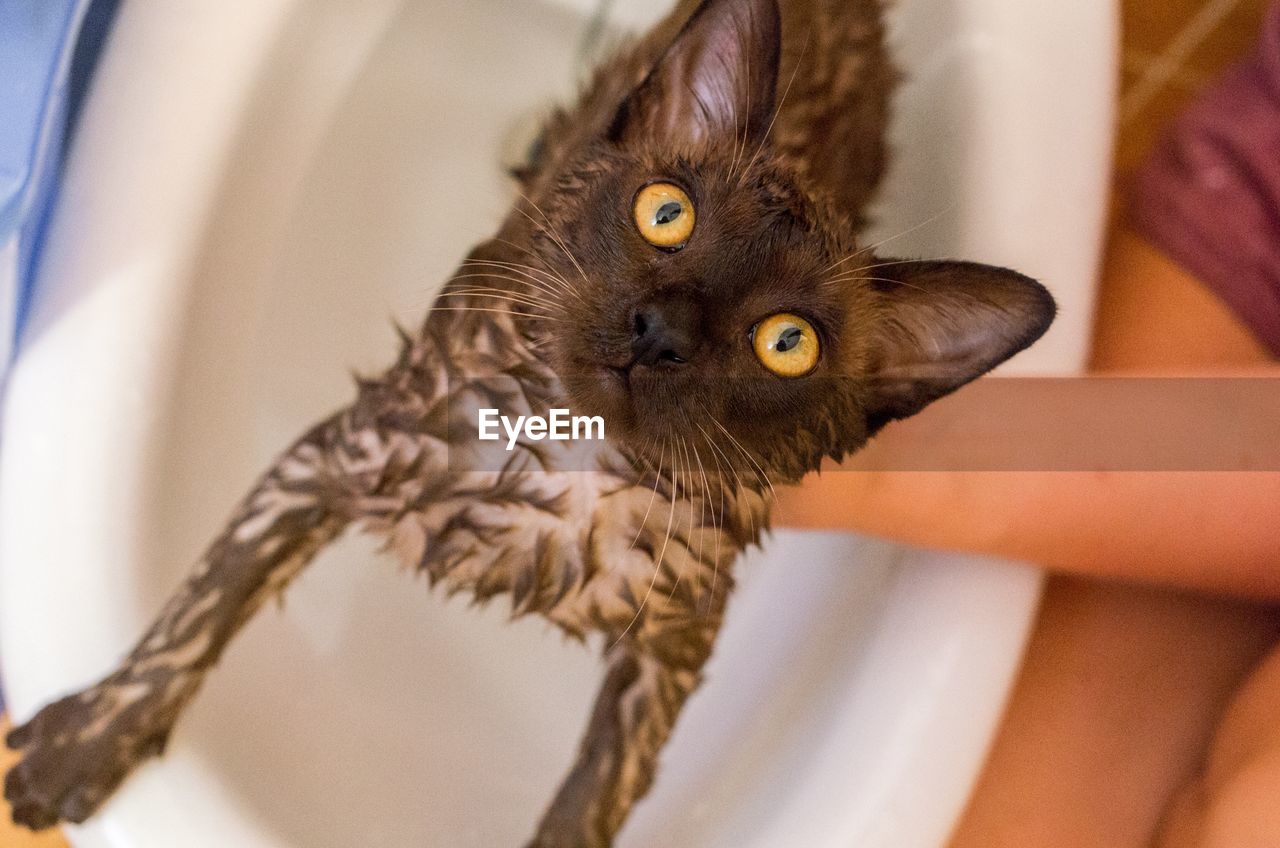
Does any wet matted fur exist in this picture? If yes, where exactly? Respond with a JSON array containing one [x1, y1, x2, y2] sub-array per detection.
[[5, 1, 1053, 845]]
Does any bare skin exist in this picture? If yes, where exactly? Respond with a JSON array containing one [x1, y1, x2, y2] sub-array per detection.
[[777, 226, 1280, 847]]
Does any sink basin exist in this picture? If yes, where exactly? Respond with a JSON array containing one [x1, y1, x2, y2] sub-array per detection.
[[0, 0, 1115, 845]]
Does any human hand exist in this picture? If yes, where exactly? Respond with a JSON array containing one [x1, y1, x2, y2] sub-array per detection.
[[775, 228, 1280, 847]]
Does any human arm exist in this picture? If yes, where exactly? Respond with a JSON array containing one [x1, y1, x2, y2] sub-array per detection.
[[775, 226, 1280, 599]]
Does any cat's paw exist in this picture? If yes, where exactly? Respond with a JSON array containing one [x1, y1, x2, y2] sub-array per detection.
[[5, 683, 171, 829]]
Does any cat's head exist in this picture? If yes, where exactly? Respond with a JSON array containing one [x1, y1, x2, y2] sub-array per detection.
[[528, 0, 1054, 482]]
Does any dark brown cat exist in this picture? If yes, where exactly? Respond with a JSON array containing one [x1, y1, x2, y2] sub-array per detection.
[[5, 0, 1053, 845]]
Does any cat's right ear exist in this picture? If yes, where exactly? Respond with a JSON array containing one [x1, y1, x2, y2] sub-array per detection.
[[608, 0, 781, 149], [860, 259, 1057, 430]]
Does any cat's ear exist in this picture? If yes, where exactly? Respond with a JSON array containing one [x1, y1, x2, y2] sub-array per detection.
[[862, 260, 1056, 428], [608, 0, 781, 148]]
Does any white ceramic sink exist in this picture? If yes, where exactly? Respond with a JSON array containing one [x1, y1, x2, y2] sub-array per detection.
[[0, 1, 1114, 846]]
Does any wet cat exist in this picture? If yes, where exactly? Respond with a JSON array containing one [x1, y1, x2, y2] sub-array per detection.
[[5, 0, 1053, 844]]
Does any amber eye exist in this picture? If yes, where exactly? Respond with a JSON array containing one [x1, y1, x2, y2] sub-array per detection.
[[633, 183, 695, 248], [752, 313, 820, 377]]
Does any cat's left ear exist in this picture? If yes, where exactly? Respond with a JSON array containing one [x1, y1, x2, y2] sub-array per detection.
[[861, 260, 1056, 429], [608, 0, 781, 148]]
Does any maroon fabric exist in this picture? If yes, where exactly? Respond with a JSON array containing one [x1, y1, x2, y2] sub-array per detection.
[[1132, 4, 1280, 357]]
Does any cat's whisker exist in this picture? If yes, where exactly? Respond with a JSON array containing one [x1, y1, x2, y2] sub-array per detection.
[[440, 286, 549, 302], [444, 274, 558, 296], [456, 262, 567, 293], [476, 233, 547, 265], [513, 193, 594, 292], [703, 406, 777, 502], [667, 435, 697, 603], [441, 294, 557, 316], [438, 293, 558, 315], [860, 201, 959, 255], [459, 259, 583, 305], [737, 26, 810, 187], [613, 427, 680, 648], [437, 287, 557, 311], [694, 417, 756, 555], [690, 436, 711, 569], [439, 280, 563, 314], [630, 432, 658, 477], [824, 258, 936, 286], [699, 437, 726, 615], [705, 417, 774, 548], [440, 227, 576, 303], [688, 436, 715, 613], [426, 307, 564, 323], [622, 435, 666, 561], [442, 276, 559, 299], [822, 203, 959, 274], [489, 234, 569, 275], [834, 258, 935, 275], [446, 269, 557, 290], [694, 418, 744, 499], [830, 274, 933, 295], [460, 259, 582, 304], [449, 268, 569, 305], [728, 28, 751, 181], [513, 205, 594, 293]]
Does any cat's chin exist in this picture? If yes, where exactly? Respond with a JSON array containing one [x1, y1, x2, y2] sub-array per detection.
[[564, 359, 714, 453], [561, 364, 638, 437], [565, 363, 684, 451]]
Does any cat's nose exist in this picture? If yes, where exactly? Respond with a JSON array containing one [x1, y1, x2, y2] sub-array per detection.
[[631, 299, 700, 367]]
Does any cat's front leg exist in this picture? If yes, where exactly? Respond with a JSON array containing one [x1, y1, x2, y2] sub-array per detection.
[[4, 414, 357, 829], [526, 615, 722, 848]]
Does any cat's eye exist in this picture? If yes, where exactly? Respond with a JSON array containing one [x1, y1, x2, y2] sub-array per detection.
[[752, 313, 820, 377], [633, 182, 695, 248]]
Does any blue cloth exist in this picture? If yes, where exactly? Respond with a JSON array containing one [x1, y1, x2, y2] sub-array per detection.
[[1, 0, 119, 366], [0, 0, 120, 710]]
